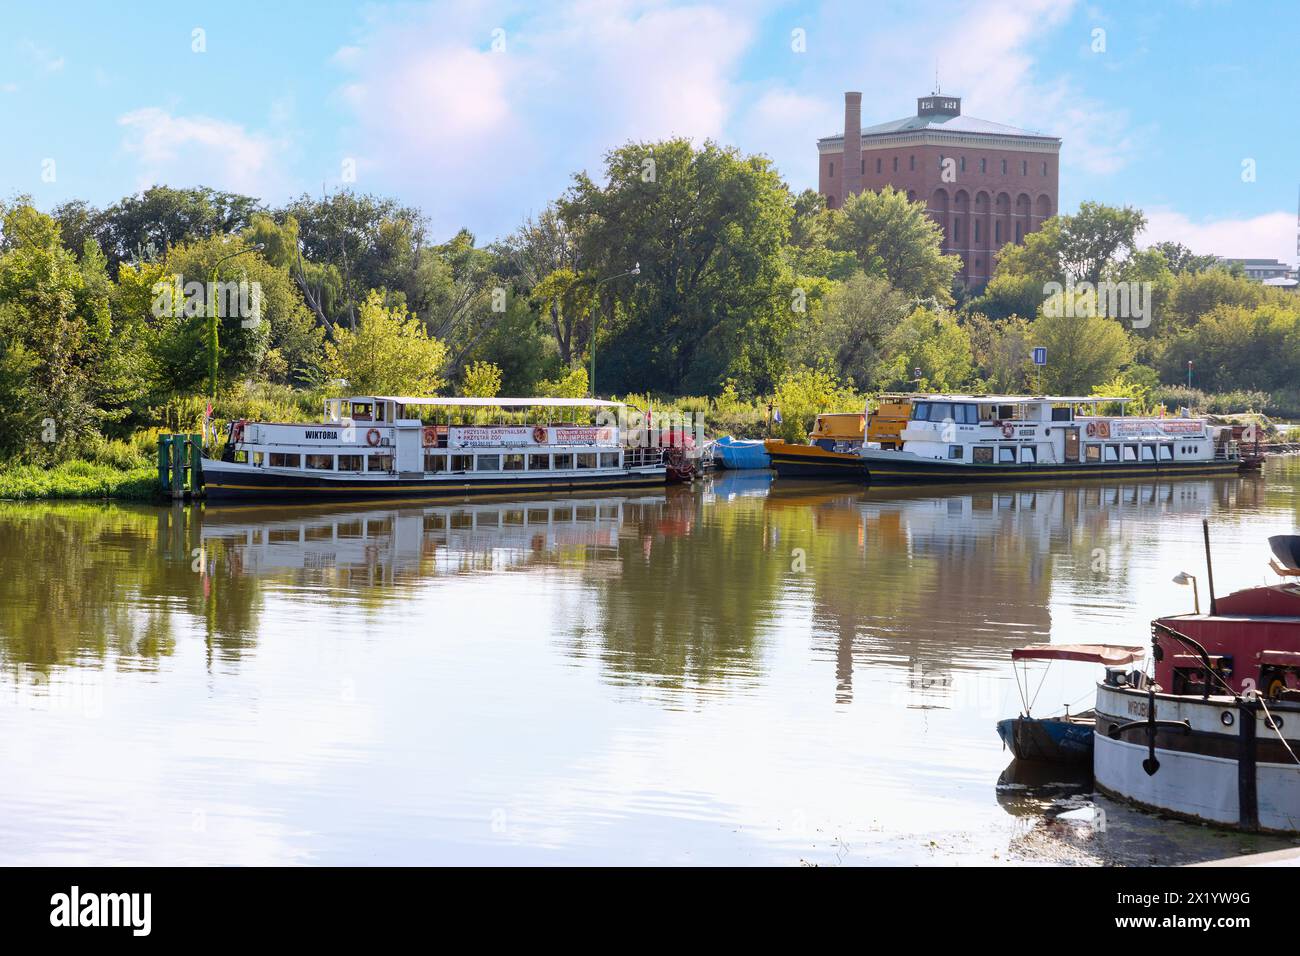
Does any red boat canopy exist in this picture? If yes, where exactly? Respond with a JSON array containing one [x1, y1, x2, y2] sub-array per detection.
[[1011, 643, 1145, 665]]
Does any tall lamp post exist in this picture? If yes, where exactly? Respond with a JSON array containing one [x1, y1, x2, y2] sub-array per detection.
[[588, 263, 640, 397], [208, 242, 265, 400]]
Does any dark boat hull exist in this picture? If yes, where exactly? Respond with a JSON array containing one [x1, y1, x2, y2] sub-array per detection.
[[997, 715, 1095, 764], [765, 441, 869, 480], [202, 461, 667, 502], [865, 454, 1241, 485]]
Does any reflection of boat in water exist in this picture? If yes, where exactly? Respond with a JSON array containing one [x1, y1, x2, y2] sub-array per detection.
[[707, 469, 772, 500], [1094, 524, 1300, 834], [997, 643, 1145, 764], [200, 491, 666, 579]]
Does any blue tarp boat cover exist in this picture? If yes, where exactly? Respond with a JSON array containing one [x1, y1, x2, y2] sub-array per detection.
[[714, 436, 770, 469]]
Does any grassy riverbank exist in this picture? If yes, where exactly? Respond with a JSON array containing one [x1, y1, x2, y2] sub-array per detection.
[[0, 461, 158, 501]]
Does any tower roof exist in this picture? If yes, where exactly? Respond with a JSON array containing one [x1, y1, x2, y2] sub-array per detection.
[[821, 92, 1059, 146]]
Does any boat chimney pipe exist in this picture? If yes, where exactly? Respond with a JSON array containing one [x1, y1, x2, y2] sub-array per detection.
[[1202, 518, 1217, 615]]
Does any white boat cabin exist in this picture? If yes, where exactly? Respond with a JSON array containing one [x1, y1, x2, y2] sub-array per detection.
[[223, 395, 645, 478], [890, 394, 1237, 467]]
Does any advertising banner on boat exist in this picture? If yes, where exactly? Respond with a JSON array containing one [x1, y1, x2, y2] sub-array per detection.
[[1109, 419, 1205, 438], [448, 426, 619, 448]]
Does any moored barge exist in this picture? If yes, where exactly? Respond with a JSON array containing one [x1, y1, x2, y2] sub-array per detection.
[[202, 396, 667, 501]]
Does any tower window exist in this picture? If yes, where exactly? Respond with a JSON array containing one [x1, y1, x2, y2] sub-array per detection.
[[876, 157, 882, 174], [861, 158, 865, 174], [1001, 159, 1007, 174], [1042, 161, 1048, 176], [974, 220, 981, 243], [980, 158, 987, 173], [893, 156, 899, 172], [829, 161, 834, 178], [909, 155, 915, 170], [1021, 160, 1028, 176], [960, 156, 966, 172], [995, 221, 1001, 244]]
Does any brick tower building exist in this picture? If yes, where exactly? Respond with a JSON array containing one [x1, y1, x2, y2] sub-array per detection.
[[817, 92, 1061, 287]]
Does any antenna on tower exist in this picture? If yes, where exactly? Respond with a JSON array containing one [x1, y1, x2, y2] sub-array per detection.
[[934, 61, 941, 96]]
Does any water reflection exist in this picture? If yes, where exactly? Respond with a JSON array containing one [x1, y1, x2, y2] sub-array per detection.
[[0, 464, 1295, 864]]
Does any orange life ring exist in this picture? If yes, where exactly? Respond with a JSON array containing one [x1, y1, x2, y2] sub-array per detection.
[[366, 428, 382, 447], [422, 426, 437, 448], [1002, 423, 1014, 438], [231, 420, 245, 443], [1086, 422, 1097, 437], [533, 426, 548, 444], [1096, 421, 1110, 439]]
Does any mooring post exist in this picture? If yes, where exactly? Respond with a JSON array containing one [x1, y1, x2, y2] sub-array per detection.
[[188, 433, 203, 496], [170, 435, 185, 499], [157, 435, 169, 492]]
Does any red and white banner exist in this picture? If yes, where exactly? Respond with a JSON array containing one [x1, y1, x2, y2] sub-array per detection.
[[448, 425, 619, 448]]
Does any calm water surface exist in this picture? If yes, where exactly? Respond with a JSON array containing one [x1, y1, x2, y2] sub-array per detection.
[[4, 461, 1300, 865]]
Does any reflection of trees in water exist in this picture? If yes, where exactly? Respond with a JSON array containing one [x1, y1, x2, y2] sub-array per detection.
[[569, 489, 785, 691], [0, 503, 185, 673]]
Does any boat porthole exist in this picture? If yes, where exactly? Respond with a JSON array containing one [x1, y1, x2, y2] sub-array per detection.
[[1268, 716, 1284, 730], [1220, 711, 1234, 726]]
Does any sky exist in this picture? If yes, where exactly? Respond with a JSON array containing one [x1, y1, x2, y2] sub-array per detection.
[[1, 0, 1296, 263]]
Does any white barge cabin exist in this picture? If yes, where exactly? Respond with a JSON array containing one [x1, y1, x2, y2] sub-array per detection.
[[860, 394, 1242, 484]]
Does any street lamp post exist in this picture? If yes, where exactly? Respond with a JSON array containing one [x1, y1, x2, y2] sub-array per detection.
[[208, 242, 265, 400], [588, 263, 640, 397]]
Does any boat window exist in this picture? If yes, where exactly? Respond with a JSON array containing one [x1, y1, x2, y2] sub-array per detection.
[[1122, 444, 1139, 462], [451, 454, 473, 472], [476, 454, 501, 471], [1140, 445, 1156, 461], [338, 454, 363, 472], [973, 446, 993, 464], [577, 453, 598, 469], [503, 454, 525, 471], [529, 454, 550, 470], [1104, 444, 1119, 462], [233, 450, 249, 463], [997, 405, 1016, 420], [948, 444, 963, 460], [269, 453, 300, 468], [1085, 444, 1101, 463], [1159, 444, 1173, 461], [1050, 405, 1072, 422], [911, 402, 929, 421], [1020, 446, 1036, 463], [253, 451, 264, 467], [553, 453, 574, 470], [600, 452, 620, 468], [351, 402, 373, 421], [998, 446, 1016, 463], [367, 454, 392, 472], [927, 402, 954, 422], [422, 453, 445, 473], [959, 404, 979, 424]]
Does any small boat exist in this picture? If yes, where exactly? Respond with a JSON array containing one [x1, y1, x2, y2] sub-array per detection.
[[997, 643, 1146, 764], [713, 435, 770, 469], [202, 395, 668, 501], [862, 394, 1244, 484], [765, 398, 912, 479], [1093, 522, 1300, 834]]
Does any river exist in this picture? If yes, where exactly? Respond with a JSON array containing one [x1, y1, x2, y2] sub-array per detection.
[[3, 461, 1298, 865]]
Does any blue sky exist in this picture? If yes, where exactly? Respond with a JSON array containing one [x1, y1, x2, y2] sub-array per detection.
[[2, 0, 1296, 262]]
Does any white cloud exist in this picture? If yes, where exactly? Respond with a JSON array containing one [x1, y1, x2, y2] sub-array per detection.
[[1141, 208, 1297, 265], [332, 1, 754, 237], [21, 38, 64, 73], [117, 108, 289, 199]]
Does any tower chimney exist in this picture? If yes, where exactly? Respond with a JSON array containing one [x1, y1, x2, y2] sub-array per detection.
[[842, 91, 862, 199]]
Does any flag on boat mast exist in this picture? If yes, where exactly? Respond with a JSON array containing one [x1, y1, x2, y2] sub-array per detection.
[[773, 407, 782, 424]]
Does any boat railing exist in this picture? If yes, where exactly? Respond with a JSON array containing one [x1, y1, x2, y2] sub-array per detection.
[[1214, 440, 1240, 461], [624, 447, 667, 469]]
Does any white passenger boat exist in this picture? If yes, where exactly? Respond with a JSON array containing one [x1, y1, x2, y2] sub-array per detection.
[[201, 396, 667, 500], [860, 394, 1243, 484]]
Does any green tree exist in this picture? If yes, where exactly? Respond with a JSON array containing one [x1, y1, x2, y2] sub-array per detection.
[[878, 307, 974, 391], [323, 291, 448, 395], [829, 187, 961, 302], [796, 271, 910, 390], [461, 360, 503, 398], [1029, 309, 1134, 394], [559, 138, 797, 395]]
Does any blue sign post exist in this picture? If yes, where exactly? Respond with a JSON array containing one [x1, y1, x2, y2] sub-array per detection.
[[1032, 347, 1047, 394]]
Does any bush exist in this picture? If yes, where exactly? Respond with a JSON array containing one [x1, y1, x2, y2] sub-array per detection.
[[0, 461, 157, 500]]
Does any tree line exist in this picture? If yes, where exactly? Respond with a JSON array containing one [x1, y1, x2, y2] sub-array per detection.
[[1, 136, 1296, 462]]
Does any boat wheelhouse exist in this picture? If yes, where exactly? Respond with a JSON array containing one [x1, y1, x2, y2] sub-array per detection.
[[861, 394, 1243, 484], [1093, 526, 1300, 834], [201, 396, 667, 500], [764, 396, 912, 479]]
